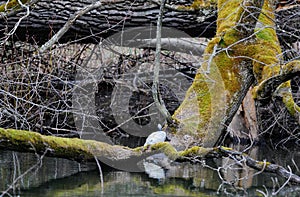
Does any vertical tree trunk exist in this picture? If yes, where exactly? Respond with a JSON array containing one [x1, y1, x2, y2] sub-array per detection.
[[171, 0, 298, 148]]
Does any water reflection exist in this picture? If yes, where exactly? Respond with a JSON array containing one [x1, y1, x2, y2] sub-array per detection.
[[0, 145, 300, 196], [18, 170, 216, 197]]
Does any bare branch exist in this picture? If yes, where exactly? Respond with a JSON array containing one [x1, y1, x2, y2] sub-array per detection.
[[215, 146, 300, 184], [39, 1, 103, 53], [152, 0, 173, 124]]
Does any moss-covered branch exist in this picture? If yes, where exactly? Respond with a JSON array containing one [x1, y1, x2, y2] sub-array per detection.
[[277, 82, 300, 124], [1, 128, 300, 184], [254, 61, 300, 102], [0, 128, 140, 163], [172, 0, 300, 146], [0, 128, 211, 163]]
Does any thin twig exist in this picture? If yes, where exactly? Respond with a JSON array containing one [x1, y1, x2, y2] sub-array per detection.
[[152, 0, 173, 124], [272, 165, 293, 195], [0, 0, 40, 20], [39, 1, 103, 53], [0, 0, 30, 45]]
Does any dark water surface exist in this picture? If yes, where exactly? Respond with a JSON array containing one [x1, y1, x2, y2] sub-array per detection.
[[1, 145, 300, 197]]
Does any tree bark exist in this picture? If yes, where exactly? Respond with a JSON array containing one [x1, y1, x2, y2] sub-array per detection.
[[0, 0, 217, 44], [171, 0, 300, 148], [171, 0, 260, 147], [0, 0, 298, 44]]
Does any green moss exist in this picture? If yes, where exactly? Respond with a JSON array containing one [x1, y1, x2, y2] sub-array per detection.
[[215, 53, 242, 94], [283, 60, 300, 74], [218, 0, 281, 84], [220, 146, 232, 151], [172, 75, 210, 137], [222, 28, 241, 46], [256, 30, 275, 42], [257, 0, 274, 26], [245, 32, 281, 82], [0, 128, 45, 150], [190, 0, 217, 9], [257, 161, 271, 166], [193, 76, 212, 126], [282, 89, 300, 117], [173, 0, 246, 145], [150, 142, 179, 160], [0, 128, 134, 162], [177, 0, 217, 11], [217, 0, 241, 34], [0, 0, 29, 12], [174, 0, 286, 148], [251, 86, 260, 100], [132, 146, 143, 152], [179, 146, 212, 157], [252, 0, 282, 82]]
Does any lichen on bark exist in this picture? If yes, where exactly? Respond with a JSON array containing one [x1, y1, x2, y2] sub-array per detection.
[[172, 0, 300, 148], [250, 1, 300, 127], [172, 0, 258, 147]]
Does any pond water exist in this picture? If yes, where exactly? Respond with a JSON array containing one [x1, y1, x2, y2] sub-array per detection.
[[0, 145, 300, 197]]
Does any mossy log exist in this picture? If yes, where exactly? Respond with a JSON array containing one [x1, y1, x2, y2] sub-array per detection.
[[1, 127, 300, 184], [0, 128, 211, 164]]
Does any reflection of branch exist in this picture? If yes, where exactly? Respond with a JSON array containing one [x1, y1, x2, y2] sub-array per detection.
[[94, 156, 104, 195], [1, 147, 49, 196]]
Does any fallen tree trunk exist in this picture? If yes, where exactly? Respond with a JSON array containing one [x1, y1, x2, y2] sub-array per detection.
[[0, 0, 298, 44], [1, 127, 300, 184], [0, 0, 217, 44]]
